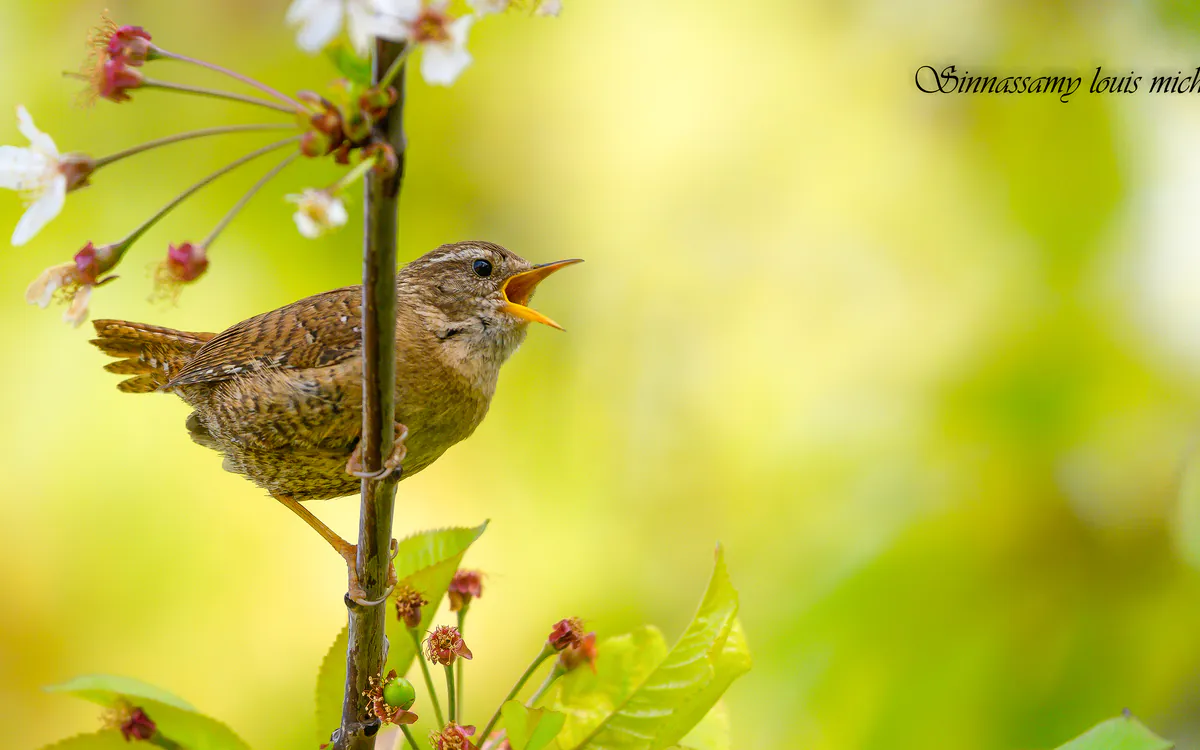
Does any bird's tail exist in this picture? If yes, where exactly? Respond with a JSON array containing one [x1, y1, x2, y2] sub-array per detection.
[[90, 319, 215, 393]]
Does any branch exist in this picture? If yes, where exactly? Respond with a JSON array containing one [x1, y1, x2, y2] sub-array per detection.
[[333, 37, 408, 750]]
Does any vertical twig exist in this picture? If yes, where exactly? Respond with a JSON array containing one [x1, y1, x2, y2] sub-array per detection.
[[333, 38, 407, 750]]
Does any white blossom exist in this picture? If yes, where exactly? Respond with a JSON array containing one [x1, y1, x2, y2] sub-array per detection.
[[25, 262, 93, 327], [287, 189, 349, 238], [468, 0, 511, 15], [372, 0, 475, 86], [287, 0, 382, 53], [0, 106, 66, 246], [535, 0, 561, 16]]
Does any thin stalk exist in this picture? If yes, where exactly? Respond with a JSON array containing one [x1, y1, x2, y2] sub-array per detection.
[[445, 664, 457, 723], [111, 136, 299, 264], [94, 124, 296, 169], [329, 156, 378, 195], [526, 663, 565, 708], [142, 79, 299, 113], [399, 726, 420, 750], [202, 153, 298, 249], [456, 608, 467, 721], [332, 37, 408, 750], [480, 645, 556, 742], [410, 629, 445, 728], [152, 46, 307, 111]]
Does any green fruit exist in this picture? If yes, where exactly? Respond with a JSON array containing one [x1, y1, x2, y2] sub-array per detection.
[[383, 677, 416, 709]]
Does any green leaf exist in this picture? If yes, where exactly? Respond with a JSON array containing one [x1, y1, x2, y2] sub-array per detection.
[[325, 41, 372, 86], [673, 701, 730, 750], [46, 674, 195, 712], [314, 522, 488, 742], [1055, 714, 1173, 750], [565, 547, 751, 750], [44, 675, 251, 750], [540, 626, 670, 747], [501, 700, 567, 750], [38, 732, 136, 750]]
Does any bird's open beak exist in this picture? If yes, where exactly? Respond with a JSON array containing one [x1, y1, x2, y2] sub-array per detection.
[[500, 259, 583, 330]]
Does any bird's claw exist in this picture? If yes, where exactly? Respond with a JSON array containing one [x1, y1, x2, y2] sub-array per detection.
[[346, 422, 409, 479], [346, 538, 400, 607]]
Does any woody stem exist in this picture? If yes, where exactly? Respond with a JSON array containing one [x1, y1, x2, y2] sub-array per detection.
[[151, 46, 307, 110], [332, 37, 408, 750]]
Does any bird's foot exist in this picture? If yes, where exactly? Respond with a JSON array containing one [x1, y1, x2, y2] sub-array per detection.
[[346, 422, 409, 479], [341, 539, 400, 607]]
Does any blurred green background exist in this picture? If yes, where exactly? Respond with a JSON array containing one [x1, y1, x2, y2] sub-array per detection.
[[6, 0, 1200, 748]]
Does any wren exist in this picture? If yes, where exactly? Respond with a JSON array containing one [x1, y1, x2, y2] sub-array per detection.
[[91, 241, 581, 603]]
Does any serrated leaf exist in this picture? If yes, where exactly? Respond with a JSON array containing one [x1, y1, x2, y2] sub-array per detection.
[[574, 547, 747, 750], [673, 701, 730, 750], [46, 674, 195, 712], [1055, 714, 1173, 750], [38, 732, 135, 750], [502, 700, 567, 750], [325, 41, 372, 86], [315, 522, 488, 742], [45, 676, 251, 750], [540, 626, 670, 747]]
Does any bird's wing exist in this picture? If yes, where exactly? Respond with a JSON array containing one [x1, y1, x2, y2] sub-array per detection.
[[166, 285, 363, 387]]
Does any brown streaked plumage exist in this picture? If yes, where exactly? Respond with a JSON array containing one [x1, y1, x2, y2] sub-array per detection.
[[90, 240, 580, 603]]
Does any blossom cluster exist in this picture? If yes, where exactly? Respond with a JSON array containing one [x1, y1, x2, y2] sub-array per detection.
[[1, 2, 559, 328]]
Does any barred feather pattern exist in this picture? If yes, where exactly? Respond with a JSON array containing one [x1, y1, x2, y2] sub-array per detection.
[[90, 319, 215, 393]]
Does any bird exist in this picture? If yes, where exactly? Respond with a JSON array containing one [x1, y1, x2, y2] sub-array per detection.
[[90, 241, 581, 603]]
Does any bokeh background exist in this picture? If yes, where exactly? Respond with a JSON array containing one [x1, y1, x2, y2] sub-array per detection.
[[7, 0, 1200, 747]]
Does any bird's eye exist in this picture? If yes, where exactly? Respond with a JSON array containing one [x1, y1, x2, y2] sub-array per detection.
[[473, 259, 493, 277]]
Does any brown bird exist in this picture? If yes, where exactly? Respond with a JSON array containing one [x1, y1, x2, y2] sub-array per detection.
[[90, 241, 580, 603]]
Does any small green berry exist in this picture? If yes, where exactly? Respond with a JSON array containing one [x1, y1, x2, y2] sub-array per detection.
[[383, 677, 416, 709]]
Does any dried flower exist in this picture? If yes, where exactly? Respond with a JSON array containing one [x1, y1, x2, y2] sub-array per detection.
[[0, 106, 70, 245], [448, 569, 483, 612], [96, 57, 146, 103], [432, 723, 478, 750], [26, 241, 119, 327], [364, 669, 419, 726], [90, 16, 154, 66], [287, 0, 381, 53], [102, 701, 157, 742], [547, 617, 584, 651], [394, 585, 429, 628], [152, 242, 209, 301], [425, 624, 473, 665], [559, 630, 597, 672], [287, 189, 349, 238]]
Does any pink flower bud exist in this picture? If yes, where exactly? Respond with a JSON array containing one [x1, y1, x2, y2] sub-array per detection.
[[448, 569, 483, 612], [547, 617, 584, 651]]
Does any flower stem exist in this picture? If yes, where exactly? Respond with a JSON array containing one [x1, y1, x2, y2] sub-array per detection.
[[409, 628, 445, 728], [142, 79, 299, 113], [526, 663, 565, 708], [445, 664, 457, 723], [378, 46, 411, 91], [151, 46, 307, 111], [329, 156, 378, 194], [203, 153, 298, 249], [456, 608, 467, 722], [115, 136, 299, 258], [399, 726, 420, 750], [94, 124, 296, 168], [480, 644, 556, 742]]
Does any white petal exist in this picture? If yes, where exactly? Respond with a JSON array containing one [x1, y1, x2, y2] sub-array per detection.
[[293, 210, 321, 238], [11, 175, 65, 246], [290, 0, 345, 52], [286, 0, 325, 23], [328, 198, 349, 227], [25, 267, 64, 307], [535, 0, 561, 16], [346, 1, 379, 52], [378, 0, 421, 21], [469, 0, 509, 14], [15, 105, 57, 158], [420, 17, 473, 86], [0, 146, 48, 190], [63, 285, 92, 328]]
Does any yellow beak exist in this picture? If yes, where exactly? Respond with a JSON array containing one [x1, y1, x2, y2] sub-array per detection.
[[500, 259, 583, 330]]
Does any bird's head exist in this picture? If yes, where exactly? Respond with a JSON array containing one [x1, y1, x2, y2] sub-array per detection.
[[400, 241, 582, 361]]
